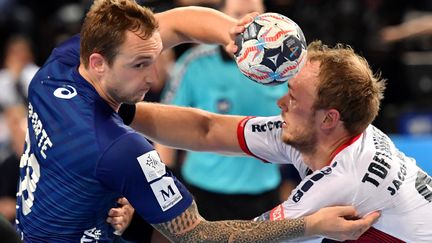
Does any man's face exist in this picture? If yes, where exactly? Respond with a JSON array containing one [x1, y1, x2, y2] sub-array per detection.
[[103, 30, 163, 105], [223, 0, 265, 18], [277, 60, 321, 153]]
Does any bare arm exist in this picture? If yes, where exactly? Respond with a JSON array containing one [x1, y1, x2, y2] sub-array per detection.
[[156, 6, 237, 50], [381, 15, 432, 43], [152, 201, 379, 242], [130, 102, 245, 154]]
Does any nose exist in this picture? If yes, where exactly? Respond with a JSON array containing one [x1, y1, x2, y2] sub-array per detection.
[[277, 94, 289, 112], [143, 64, 158, 85]]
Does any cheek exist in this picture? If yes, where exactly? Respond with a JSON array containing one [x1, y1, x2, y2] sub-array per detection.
[[119, 71, 141, 87]]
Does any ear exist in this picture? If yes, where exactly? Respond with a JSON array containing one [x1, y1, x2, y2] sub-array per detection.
[[321, 109, 341, 129], [88, 53, 106, 74]]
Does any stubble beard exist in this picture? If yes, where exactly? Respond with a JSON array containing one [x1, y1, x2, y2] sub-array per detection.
[[112, 88, 146, 105], [282, 125, 318, 155]]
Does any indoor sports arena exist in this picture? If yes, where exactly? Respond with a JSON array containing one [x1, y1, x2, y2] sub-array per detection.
[[0, 0, 431, 242]]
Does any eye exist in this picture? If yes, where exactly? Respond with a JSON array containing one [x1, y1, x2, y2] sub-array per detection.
[[133, 63, 146, 69]]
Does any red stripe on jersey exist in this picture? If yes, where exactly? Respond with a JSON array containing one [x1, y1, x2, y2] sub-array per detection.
[[326, 133, 362, 166], [236, 116, 269, 163], [345, 227, 405, 243]]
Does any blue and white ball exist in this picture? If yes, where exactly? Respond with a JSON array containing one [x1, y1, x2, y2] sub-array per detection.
[[235, 13, 307, 86]]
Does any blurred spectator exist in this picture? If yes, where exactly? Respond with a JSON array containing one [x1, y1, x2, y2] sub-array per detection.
[[0, 35, 38, 108], [0, 214, 21, 243], [0, 1, 35, 58], [0, 35, 38, 151], [156, 0, 300, 221], [379, 11, 432, 135], [0, 105, 26, 223]]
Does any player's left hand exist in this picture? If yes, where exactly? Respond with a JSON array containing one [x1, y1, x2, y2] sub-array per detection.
[[225, 12, 259, 54], [106, 197, 135, 235], [305, 206, 380, 241]]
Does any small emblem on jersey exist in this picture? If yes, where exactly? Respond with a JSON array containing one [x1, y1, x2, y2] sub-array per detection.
[[137, 150, 166, 182], [270, 204, 285, 221], [150, 177, 183, 211], [54, 85, 77, 99], [80, 227, 101, 243]]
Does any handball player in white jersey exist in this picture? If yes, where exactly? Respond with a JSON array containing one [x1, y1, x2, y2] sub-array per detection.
[[122, 41, 432, 242]]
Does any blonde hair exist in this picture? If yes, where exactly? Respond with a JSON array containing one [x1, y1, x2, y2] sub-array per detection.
[[307, 40, 386, 135], [80, 0, 158, 68]]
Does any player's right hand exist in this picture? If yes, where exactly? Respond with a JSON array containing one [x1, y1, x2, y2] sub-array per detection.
[[225, 12, 259, 55], [304, 206, 380, 241], [106, 197, 135, 236]]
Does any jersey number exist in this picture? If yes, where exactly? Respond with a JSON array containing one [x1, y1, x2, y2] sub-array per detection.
[[17, 130, 41, 215]]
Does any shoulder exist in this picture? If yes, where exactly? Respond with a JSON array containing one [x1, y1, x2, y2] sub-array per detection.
[[97, 132, 154, 172], [240, 116, 301, 164], [50, 34, 81, 67]]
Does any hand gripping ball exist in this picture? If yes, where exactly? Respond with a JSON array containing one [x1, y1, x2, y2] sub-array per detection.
[[235, 13, 307, 86]]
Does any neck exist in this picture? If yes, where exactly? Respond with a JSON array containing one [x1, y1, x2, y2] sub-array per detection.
[[302, 133, 353, 171], [78, 64, 120, 112]]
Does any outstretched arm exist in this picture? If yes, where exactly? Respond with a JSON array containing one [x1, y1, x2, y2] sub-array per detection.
[[156, 6, 236, 50], [153, 201, 378, 242], [156, 6, 257, 52], [108, 199, 379, 242], [130, 102, 245, 154]]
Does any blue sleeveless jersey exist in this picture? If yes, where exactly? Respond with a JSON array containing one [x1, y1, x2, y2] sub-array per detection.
[[16, 35, 192, 242]]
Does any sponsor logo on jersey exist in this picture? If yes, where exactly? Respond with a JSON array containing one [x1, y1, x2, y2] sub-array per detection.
[[53, 85, 78, 99], [251, 120, 283, 132], [80, 228, 101, 243], [292, 162, 337, 203], [270, 204, 285, 221], [137, 150, 166, 182], [150, 177, 183, 211]]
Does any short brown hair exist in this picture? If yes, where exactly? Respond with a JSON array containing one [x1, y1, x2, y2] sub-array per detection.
[[308, 40, 386, 135], [80, 0, 158, 68]]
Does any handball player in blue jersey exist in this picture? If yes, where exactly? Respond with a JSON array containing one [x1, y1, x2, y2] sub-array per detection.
[[16, 0, 379, 242]]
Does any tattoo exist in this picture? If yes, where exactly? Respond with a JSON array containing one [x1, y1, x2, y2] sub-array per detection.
[[157, 201, 201, 235], [153, 201, 305, 242]]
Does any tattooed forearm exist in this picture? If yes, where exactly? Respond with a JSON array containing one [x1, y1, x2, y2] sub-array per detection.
[[156, 201, 202, 235], [153, 201, 306, 243]]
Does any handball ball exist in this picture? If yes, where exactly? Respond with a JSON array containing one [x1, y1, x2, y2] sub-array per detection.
[[234, 13, 307, 86]]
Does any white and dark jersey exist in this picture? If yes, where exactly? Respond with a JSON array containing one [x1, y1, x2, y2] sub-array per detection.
[[239, 116, 432, 243]]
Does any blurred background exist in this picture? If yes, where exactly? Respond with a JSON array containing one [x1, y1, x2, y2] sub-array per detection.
[[0, 0, 431, 230]]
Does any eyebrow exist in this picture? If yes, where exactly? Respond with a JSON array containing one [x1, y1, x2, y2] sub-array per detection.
[[131, 55, 154, 62]]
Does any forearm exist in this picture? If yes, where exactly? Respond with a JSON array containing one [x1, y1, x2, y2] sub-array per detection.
[[154, 201, 306, 243], [157, 6, 237, 49], [130, 102, 211, 150], [401, 16, 432, 37]]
